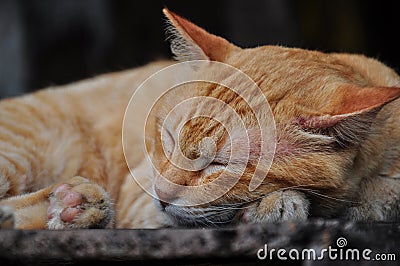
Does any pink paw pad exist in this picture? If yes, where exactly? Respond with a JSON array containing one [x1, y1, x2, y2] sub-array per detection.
[[61, 190, 83, 206], [60, 207, 81, 222], [48, 184, 85, 222]]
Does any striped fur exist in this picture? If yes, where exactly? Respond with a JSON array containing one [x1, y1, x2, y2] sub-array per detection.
[[1, 9, 400, 229]]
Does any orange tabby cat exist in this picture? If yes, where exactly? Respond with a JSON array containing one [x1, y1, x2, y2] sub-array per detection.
[[1, 8, 400, 229]]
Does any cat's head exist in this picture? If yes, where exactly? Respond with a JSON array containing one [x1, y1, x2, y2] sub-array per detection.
[[151, 8, 400, 226]]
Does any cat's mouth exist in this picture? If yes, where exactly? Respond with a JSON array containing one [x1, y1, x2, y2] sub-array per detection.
[[161, 203, 242, 227]]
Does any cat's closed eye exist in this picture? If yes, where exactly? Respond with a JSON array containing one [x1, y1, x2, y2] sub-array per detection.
[[161, 126, 175, 158], [209, 161, 226, 167], [202, 162, 226, 177]]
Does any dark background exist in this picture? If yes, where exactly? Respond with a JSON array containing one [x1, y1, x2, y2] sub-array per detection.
[[0, 0, 399, 98]]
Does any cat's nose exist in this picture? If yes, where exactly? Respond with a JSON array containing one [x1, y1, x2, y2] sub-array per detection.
[[155, 187, 175, 209]]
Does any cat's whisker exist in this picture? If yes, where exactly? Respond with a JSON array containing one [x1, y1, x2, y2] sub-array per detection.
[[293, 187, 360, 204], [249, 184, 311, 202], [225, 184, 359, 209], [173, 205, 238, 226]]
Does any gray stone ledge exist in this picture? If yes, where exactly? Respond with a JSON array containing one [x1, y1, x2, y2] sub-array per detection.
[[0, 219, 399, 265]]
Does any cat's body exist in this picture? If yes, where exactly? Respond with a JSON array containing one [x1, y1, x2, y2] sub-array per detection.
[[0, 61, 175, 228], [1, 9, 400, 229]]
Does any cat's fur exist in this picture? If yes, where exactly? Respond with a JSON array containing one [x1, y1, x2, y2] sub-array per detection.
[[1, 9, 400, 229]]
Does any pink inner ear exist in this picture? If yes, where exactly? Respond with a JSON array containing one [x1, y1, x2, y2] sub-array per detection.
[[296, 85, 400, 129], [332, 85, 400, 115]]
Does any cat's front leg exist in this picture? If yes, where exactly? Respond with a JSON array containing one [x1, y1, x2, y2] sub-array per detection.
[[343, 175, 400, 221], [241, 190, 310, 223], [0, 176, 113, 229]]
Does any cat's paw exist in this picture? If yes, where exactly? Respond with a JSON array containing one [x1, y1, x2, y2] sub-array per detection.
[[241, 190, 309, 223], [0, 205, 15, 229], [47, 176, 113, 229]]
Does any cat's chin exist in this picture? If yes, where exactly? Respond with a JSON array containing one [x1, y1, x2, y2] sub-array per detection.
[[152, 190, 309, 227], [159, 204, 239, 227]]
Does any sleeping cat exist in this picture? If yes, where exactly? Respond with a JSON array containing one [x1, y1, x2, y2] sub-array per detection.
[[1, 8, 400, 229]]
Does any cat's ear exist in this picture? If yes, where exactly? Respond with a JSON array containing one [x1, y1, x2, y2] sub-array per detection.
[[296, 85, 400, 145], [163, 8, 240, 61]]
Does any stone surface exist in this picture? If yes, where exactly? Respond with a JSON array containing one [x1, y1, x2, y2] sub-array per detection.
[[0, 219, 399, 265]]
